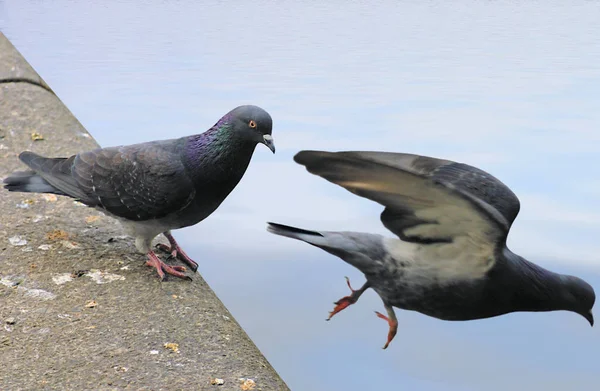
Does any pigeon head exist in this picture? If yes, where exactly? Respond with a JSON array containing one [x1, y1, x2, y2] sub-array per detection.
[[223, 105, 275, 153], [560, 275, 595, 326], [507, 257, 595, 326]]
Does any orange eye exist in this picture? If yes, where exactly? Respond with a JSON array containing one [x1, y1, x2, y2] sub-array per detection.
[[249, 120, 257, 128]]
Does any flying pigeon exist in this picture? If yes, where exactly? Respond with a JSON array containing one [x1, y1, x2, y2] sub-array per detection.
[[4, 105, 275, 280], [267, 150, 595, 349]]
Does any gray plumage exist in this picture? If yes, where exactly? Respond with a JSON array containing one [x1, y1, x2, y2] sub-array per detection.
[[267, 150, 595, 349], [4, 105, 275, 280]]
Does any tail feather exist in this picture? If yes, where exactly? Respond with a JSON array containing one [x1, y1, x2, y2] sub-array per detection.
[[267, 222, 324, 239], [3, 170, 66, 195], [266, 222, 330, 248], [267, 221, 386, 273], [3, 151, 84, 199]]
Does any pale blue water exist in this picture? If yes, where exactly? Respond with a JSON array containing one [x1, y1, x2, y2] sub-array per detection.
[[2, 1, 600, 390]]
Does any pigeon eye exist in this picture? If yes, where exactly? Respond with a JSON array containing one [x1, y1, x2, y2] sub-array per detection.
[[248, 120, 257, 128]]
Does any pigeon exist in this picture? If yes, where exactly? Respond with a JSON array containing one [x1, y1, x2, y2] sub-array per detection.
[[4, 105, 275, 281], [267, 150, 595, 349]]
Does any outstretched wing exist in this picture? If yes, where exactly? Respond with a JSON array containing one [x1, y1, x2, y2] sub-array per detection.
[[20, 140, 196, 221], [293, 150, 520, 248]]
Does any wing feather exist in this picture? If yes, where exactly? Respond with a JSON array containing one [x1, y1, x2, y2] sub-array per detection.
[[294, 150, 521, 248], [20, 141, 196, 221]]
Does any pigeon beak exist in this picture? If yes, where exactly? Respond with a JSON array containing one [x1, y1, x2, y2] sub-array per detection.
[[582, 309, 594, 327], [262, 134, 275, 153]]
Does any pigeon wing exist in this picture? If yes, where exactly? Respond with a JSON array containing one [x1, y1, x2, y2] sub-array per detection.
[[21, 142, 196, 221], [293, 150, 521, 248]]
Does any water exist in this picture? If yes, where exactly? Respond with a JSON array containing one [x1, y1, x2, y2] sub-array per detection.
[[2, 1, 600, 390]]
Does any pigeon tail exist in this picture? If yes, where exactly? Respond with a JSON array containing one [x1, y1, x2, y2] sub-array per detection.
[[266, 222, 385, 274], [266, 222, 324, 240], [4, 151, 89, 201], [3, 170, 66, 195]]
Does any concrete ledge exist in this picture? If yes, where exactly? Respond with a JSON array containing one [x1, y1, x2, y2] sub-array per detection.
[[0, 32, 289, 391], [0, 36, 52, 92]]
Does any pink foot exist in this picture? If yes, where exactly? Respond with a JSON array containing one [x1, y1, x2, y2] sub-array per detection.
[[375, 310, 398, 349], [326, 277, 369, 321], [156, 232, 199, 272], [145, 251, 191, 281]]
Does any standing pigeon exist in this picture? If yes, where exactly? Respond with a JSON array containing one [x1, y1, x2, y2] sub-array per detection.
[[4, 105, 275, 280], [267, 150, 595, 349]]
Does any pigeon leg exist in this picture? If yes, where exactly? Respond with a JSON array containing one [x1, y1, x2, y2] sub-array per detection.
[[375, 303, 398, 349], [145, 251, 192, 281], [156, 231, 199, 272], [326, 277, 370, 321]]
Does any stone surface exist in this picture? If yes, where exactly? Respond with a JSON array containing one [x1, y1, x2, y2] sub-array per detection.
[[0, 32, 288, 391], [0, 34, 52, 92]]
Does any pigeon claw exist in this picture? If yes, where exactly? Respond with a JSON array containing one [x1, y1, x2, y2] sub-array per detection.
[[156, 243, 199, 272], [159, 232, 200, 272], [145, 251, 192, 281], [326, 277, 370, 321], [375, 310, 398, 350], [327, 296, 357, 321], [156, 243, 177, 260]]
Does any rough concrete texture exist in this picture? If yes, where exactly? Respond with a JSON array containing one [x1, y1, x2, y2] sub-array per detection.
[[0, 32, 289, 391], [0, 35, 52, 92]]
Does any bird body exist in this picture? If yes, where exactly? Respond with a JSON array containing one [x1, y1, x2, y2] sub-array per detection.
[[5, 105, 276, 280], [268, 150, 595, 348]]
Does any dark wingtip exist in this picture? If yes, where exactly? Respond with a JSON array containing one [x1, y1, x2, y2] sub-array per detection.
[[293, 150, 334, 166], [18, 150, 40, 166], [293, 150, 314, 165], [294, 150, 371, 170]]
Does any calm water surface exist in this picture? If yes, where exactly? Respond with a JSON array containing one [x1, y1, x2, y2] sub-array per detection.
[[2, 1, 600, 390]]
